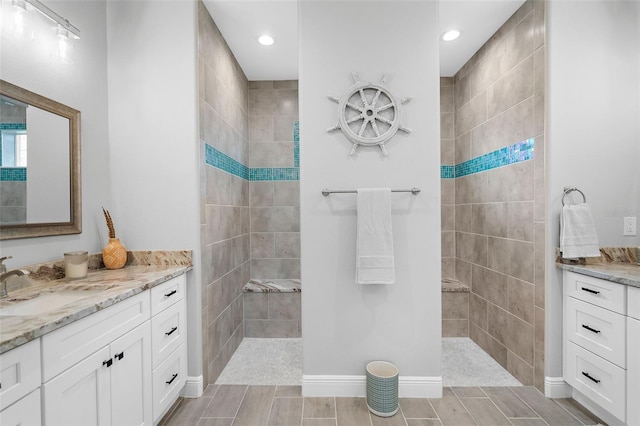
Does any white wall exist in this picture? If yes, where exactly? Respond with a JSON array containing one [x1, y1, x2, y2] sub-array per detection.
[[106, 0, 202, 383], [546, 0, 640, 378], [300, 1, 441, 397], [0, 0, 111, 265]]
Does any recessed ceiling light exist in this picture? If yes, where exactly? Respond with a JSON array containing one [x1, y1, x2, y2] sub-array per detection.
[[258, 35, 274, 46], [442, 30, 461, 42]]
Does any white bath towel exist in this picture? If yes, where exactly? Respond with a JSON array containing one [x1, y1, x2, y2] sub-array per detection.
[[356, 188, 395, 284], [560, 203, 600, 259]]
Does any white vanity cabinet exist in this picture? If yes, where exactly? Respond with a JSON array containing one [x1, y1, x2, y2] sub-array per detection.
[[0, 339, 42, 426], [563, 270, 640, 425], [42, 292, 152, 426], [150, 275, 187, 423]]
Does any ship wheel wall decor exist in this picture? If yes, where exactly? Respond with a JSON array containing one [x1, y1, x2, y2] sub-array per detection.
[[327, 72, 412, 156]]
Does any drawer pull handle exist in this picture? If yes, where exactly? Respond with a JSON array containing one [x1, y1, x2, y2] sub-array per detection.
[[165, 326, 178, 336], [582, 371, 601, 384], [166, 373, 178, 385], [115, 352, 125, 361], [164, 290, 177, 298], [103, 359, 113, 368], [581, 287, 600, 295], [582, 324, 601, 334]]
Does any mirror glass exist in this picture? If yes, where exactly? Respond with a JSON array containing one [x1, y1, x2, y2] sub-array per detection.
[[0, 80, 81, 239]]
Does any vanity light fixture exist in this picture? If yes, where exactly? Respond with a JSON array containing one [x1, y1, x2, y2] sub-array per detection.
[[258, 34, 274, 46], [24, 0, 80, 39], [441, 29, 461, 42]]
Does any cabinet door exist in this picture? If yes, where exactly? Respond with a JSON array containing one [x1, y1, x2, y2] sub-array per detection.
[[110, 321, 152, 426], [0, 388, 42, 426], [43, 346, 111, 426]]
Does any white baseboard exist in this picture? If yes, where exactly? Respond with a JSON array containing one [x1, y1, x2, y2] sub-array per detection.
[[182, 375, 203, 398], [544, 376, 572, 398], [302, 375, 442, 398]]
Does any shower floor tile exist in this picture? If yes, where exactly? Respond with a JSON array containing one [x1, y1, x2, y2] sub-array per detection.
[[442, 337, 523, 387], [215, 337, 521, 387], [215, 338, 303, 386]]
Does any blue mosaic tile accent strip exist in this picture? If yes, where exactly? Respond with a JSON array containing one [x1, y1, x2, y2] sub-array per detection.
[[250, 167, 299, 181], [0, 167, 27, 181], [293, 120, 300, 168], [205, 144, 249, 180], [205, 122, 301, 181], [441, 138, 534, 179], [440, 165, 454, 179], [0, 123, 27, 130]]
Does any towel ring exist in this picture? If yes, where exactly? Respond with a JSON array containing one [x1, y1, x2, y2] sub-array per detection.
[[562, 187, 587, 206]]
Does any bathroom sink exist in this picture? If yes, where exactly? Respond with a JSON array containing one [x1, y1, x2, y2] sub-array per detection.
[[0, 291, 99, 316]]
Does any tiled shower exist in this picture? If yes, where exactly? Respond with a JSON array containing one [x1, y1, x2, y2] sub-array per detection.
[[199, 0, 546, 390], [440, 0, 546, 390]]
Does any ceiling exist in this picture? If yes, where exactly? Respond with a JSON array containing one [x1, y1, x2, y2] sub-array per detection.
[[202, 0, 526, 80]]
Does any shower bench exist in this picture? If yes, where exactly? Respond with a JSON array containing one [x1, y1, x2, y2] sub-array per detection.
[[442, 279, 470, 337], [242, 279, 301, 338]]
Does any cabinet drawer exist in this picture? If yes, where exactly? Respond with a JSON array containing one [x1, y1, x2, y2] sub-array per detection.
[[0, 388, 41, 426], [0, 339, 40, 411], [151, 299, 186, 368], [42, 292, 150, 382], [153, 344, 186, 422], [564, 271, 626, 314], [566, 297, 626, 368], [151, 275, 185, 316], [564, 341, 626, 422], [629, 286, 640, 320]]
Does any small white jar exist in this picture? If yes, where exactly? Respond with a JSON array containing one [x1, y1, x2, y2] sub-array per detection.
[[64, 251, 88, 279]]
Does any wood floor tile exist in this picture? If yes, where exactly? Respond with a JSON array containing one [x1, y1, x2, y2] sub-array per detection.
[[460, 398, 511, 426], [197, 418, 233, 426], [233, 385, 277, 426], [554, 398, 603, 425], [399, 398, 438, 419], [429, 389, 478, 426], [336, 397, 372, 425], [164, 397, 213, 425], [303, 419, 338, 426], [204, 385, 247, 418], [406, 420, 443, 426], [275, 385, 302, 398], [481, 387, 537, 418], [268, 397, 303, 425], [508, 419, 549, 426], [304, 397, 336, 418], [203, 385, 220, 397], [451, 387, 486, 398], [510, 387, 582, 426]]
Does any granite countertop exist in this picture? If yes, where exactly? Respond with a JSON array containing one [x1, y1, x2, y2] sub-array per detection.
[[0, 252, 192, 354], [555, 247, 640, 288], [556, 262, 640, 288]]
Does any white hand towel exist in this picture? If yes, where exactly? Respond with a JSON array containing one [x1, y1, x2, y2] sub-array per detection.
[[560, 203, 601, 259], [356, 188, 395, 284]]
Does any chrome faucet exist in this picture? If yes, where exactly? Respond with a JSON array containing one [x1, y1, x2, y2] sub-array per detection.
[[0, 256, 28, 299]]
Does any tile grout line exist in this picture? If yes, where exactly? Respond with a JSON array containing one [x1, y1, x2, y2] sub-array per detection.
[[451, 388, 481, 426], [507, 387, 551, 426], [552, 399, 594, 426]]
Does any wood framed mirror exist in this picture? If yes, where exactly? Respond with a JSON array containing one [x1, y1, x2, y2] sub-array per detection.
[[0, 79, 81, 239]]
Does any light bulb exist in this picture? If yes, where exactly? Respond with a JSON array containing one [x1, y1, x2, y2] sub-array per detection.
[[442, 30, 461, 42], [258, 34, 274, 46]]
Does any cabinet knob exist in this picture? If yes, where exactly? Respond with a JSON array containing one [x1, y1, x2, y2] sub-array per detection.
[[165, 326, 178, 336], [115, 352, 124, 361], [582, 371, 601, 384], [164, 289, 177, 298], [103, 358, 113, 368], [166, 373, 178, 385]]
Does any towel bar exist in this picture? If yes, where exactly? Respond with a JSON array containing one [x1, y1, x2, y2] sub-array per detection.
[[562, 187, 587, 206], [322, 188, 421, 196]]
